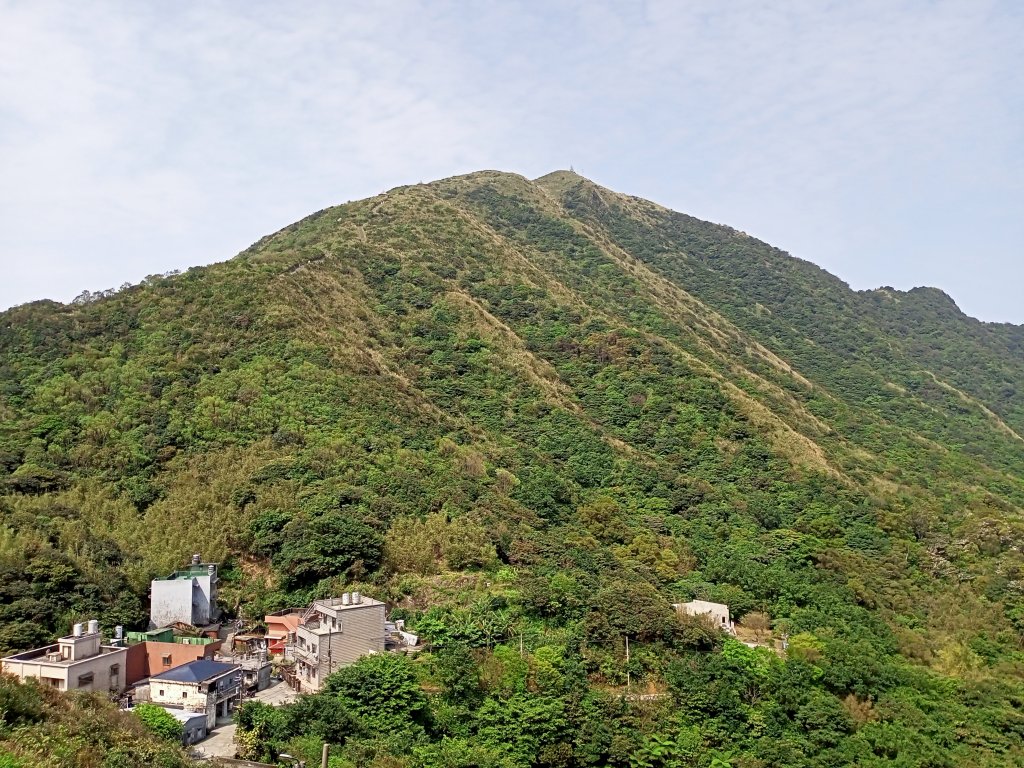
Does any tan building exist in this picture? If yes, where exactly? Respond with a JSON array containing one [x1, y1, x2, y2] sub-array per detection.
[[292, 592, 386, 692], [1, 619, 128, 694], [674, 600, 735, 634], [148, 659, 242, 730]]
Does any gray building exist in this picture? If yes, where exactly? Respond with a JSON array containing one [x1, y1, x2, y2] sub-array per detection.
[[292, 592, 386, 692], [158, 707, 209, 745], [150, 554, 219, 629]]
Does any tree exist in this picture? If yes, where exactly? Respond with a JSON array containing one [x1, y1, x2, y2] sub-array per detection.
[[475, 693, 569, 767], [132, 702, 184, 743], [323, 653, 430, 739], [740, 611, 771, 643], [277, 511, 382, 589], [235, 700, 287, 761]]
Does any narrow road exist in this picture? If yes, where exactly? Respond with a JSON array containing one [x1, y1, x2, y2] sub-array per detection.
[[191, 680, 300, 761]]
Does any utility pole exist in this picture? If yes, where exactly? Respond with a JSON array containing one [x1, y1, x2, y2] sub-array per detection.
[[321, 742, 329, 768], [625, 635, 630, 695]]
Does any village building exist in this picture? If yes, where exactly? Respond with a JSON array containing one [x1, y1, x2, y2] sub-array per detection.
[[160, 706, 210, 745], [149, 554, 220, 629], [674, 600, 735, 634], [218, 629, 272, 692], [1, 619, 128, 694], [291, 592, 386, 693], [147, 659, 242, 731], [263, 608, 304, 656], [122, 627, 223, 686]]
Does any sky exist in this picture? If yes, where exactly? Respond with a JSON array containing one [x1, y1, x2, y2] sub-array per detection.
[[1, 0, 1022, 323]]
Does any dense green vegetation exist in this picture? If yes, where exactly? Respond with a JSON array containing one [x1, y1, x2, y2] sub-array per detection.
[[0, 675, 194, 767], [1, 169, 1022, 766]]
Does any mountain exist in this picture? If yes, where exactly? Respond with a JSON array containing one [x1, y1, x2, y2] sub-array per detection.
[[1, 170, 1023, 766]]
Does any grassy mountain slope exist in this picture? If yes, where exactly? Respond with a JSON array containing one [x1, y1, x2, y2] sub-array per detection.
[[0, 675, 195, 767], [1, 170, 1023, 766]]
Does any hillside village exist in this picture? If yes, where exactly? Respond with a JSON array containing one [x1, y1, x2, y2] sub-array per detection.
[[2, 169, 1022, 767], [1, 553, 755, 759], [0, 555, 422, 754]]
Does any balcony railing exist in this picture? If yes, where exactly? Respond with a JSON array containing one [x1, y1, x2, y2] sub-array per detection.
[[291, 646, 319, 666]]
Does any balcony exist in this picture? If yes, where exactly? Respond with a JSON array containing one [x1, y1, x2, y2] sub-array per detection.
[[292, 645, 319, 667]]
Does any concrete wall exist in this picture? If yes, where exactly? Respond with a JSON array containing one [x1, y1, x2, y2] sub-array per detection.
[[180, 712, 208, 745], [149, 680, 214, 728], [191, 572, 217, 624], [150, 578, 195, 628]]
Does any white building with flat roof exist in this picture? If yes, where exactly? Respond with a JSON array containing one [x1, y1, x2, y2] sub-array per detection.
[[150, 554, 219, 628], [1, 619, 128, 694], [674, 600, 735, 634]]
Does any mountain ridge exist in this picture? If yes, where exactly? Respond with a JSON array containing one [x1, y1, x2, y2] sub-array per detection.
[[1, 169, 1023, 766]]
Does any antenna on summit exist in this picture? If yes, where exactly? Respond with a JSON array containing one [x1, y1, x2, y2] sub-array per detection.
[[569, 164, 575, 173]]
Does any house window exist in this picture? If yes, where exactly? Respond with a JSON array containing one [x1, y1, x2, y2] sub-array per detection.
[[182, 691, 188, 698], [161, 654, 172, 667], [77, 673, 94, 688], [158, 689, 165, 696], [109, 664, 120, 676]]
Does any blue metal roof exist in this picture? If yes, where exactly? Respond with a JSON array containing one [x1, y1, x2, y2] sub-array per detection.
[[151, 659, 238, 683]]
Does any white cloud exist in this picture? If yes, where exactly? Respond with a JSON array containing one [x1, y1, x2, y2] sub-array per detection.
[[0, 0, 1020, 321]]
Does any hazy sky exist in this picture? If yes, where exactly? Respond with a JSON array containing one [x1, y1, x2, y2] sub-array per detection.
[[2, 1, 1022, 322]]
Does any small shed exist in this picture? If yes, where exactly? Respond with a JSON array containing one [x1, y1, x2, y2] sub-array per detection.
[[674, 600, 734, 633]]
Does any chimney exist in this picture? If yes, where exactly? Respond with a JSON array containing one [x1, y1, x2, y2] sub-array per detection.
[[192, 553, 202, 565], [114, 625, 124, 640], [73, 623, 83, 637], [87, 619, 99, 635], [208, 564, 216, 575], [341, 593, 351, 606], [352, 591, 361, 605]]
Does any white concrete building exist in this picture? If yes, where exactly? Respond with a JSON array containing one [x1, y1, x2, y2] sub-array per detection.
[[148, 659, 241, 730], [292, 592, 386, 693], [150, 554, 219, 628], [674, 600, 735, 634], [1, 619, 128, 694]]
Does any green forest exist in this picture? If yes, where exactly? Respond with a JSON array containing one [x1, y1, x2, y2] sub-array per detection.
[[1, 170, 1023, 767]]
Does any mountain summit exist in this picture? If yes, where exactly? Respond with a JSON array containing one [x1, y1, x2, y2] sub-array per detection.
[[1, 171, 1023, 764]]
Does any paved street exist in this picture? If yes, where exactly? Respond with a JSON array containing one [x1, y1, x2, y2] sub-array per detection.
[[191, 680, 300, 761], [254, 679, 299, 706]]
